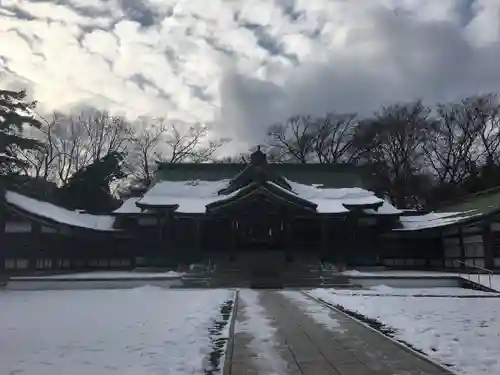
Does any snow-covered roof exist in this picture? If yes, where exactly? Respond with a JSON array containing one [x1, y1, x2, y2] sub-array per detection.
[[113, 198, 143, 214], [137, 179, 398, 214], [5, 191, 116, 231], [363, 201, 403, 215], [396, 210, 482, 231], [137, 180, 229, 213]]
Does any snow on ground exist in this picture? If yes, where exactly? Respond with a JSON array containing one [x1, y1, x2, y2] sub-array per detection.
[[237, 289, 288, 374], [308, 288, 500, 375], [13, 271, 184, 280], [343, 269, 458, 277], [328, 285, 499, 297], [0, 287, 232, 375], [280, 291, 346, 333]]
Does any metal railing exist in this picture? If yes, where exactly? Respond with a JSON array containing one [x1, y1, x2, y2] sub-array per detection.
[[455, 260, 494, 289]]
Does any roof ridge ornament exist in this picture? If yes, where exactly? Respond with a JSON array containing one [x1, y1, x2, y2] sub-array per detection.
[[250, 145, 267, 166]]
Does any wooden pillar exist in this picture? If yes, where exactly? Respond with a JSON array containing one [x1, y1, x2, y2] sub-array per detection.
[[286, 219, 293, 252], [321, 217, 329, 261], [482, 222, 494, 269], [0, 189, 6, 273], [458, 227, 465, 268], [31, 221, 42, 271], [230, 218, 237, 261], [438, 229, 445, 269], [157, 214, 163, 245], [195, 217, 202, 261]]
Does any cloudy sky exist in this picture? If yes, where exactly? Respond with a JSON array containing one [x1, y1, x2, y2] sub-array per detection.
[[1, 0, 500, 148]]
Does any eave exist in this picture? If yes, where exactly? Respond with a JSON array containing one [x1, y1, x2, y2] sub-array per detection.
[[5, 203, 118, 234]]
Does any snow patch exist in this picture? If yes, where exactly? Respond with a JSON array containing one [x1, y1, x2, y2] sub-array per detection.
[[0, 288, 233, 375], [280, 291, 346, 333]]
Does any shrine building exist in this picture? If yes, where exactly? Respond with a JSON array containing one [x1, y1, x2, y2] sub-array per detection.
[[2, 148, 499, 274]]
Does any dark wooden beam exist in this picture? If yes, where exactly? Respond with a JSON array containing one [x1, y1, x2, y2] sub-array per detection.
[[482, 222, 494, 269]]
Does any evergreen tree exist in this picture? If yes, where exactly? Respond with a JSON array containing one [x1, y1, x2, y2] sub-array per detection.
[[0, 89, 42, 184], [60, 151, 126, 213]]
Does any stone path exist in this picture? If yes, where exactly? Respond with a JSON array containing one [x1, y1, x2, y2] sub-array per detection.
[[228, 290, 455, 375]]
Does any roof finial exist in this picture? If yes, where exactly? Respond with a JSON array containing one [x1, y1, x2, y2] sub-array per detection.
[[250, 145, 266, 166]]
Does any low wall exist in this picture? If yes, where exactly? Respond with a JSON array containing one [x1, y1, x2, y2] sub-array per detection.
[[349, 276, 462, 288]]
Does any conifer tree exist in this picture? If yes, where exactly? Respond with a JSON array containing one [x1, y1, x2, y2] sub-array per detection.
[[0, 89, 42, 183]]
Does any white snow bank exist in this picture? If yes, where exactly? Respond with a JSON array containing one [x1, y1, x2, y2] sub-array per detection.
[[322, 285, 499, 296], [0, 287, 233, 375], [309, 288, 500, 375], [343, 269, 458, 277], [13, 271, 184, 280], [5, 191, 116, 231]]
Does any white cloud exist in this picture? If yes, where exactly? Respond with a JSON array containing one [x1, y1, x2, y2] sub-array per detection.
[[1, 0, 500, 152]]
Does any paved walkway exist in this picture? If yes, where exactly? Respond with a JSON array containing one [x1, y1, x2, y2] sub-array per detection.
[[228, 290, 454, 375]]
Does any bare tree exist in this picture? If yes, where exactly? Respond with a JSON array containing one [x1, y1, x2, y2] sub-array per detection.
[[267, 115, 317, 163], [125, 118, 168, 190], [424, 102, 480, 186], [463, 94, 500, 164], [164, 123, 227, 164], [19, 110, 131, 185], [124, 119, 229, 194], [354, 100, 433, 207], [311, 112, 359, 164]]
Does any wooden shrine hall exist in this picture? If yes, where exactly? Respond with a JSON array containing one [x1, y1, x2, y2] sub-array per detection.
[[2, 148, 500, 274]]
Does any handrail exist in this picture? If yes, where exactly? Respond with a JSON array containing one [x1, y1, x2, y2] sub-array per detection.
[[454, 260, 494, 274], [454, 260, 494, 289]]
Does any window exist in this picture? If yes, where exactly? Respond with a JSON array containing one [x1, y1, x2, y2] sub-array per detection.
[[36, 259, 52, 269], [138, 217, 158, 226], [41, 226, 57, 233], [5, 221, 31, 233], [58, 259, 71, 268], [5, 259, 30, 269]]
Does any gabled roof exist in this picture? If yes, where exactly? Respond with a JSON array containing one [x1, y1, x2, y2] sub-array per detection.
[[4, 191, 117, 232], [135, 178, 396, 215], [134, 149, 399, 215], [206, 181, 318, 214], [155, 162, 371, 189]]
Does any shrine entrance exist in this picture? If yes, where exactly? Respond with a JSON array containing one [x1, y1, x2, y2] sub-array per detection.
[[233, 216, 287, 251]]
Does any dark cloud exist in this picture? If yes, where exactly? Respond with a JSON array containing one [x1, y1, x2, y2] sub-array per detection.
[[119, 0, 158, 27], [2, 0, 500, 148], [218, 6, 500, 144]]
